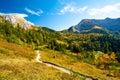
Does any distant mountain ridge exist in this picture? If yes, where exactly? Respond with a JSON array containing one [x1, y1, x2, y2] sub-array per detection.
[[1, 13, 120, 33], [0, 13, 34, 30], [68, 17, 120, 33]]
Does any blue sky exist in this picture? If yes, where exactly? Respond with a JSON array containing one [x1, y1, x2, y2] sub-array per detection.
[[0, 0, 120, 31]]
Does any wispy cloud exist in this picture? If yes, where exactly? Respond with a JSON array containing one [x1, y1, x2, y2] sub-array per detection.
[[88, 3, 120, 16], [59, 4, 88, 15], [0, 13, 28, 18], [25, 8, 43, 16], [59, 3, 120, 18]]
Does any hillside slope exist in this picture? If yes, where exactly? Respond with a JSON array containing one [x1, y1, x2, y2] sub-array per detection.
[[40, 49, 120, 80], [0, 40, 80, 80]]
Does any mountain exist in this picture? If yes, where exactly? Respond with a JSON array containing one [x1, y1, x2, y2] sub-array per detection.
[[0, 13, 120, 80], [68, 17, 120, 33], [80, 26, 110, 34], [0, 13, 34, 29]]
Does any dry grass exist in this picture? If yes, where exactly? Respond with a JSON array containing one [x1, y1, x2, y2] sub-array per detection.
[[0, 41, 81, 80], [40, 49, 120, 80]]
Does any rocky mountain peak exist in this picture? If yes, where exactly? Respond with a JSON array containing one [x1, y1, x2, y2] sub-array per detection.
[[0, 13, 34, 30], [68, 17, 120, 33]]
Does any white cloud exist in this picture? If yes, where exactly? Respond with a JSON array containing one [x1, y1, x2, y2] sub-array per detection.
[[58, 3, 120, 18], [60, 5, 74, 14], [59, 4, 88, 15], [88, 3, 120, 18], [0, 13, 34, 25], [25, 8, 43, 16], [0, 13, 28, 18]]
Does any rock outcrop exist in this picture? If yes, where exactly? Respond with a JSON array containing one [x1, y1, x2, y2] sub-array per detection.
[[0, 13, 34, 30]]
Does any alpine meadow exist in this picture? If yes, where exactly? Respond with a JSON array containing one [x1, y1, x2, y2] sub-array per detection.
[[0, 0, 120, 80]]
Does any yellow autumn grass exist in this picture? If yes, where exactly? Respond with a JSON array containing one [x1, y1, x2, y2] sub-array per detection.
[[40, 49, 120, 80], [0, 40, 81, 80]]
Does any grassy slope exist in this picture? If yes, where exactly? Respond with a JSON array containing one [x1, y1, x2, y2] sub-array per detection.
[[0, 40, 81, 80], [40, 49, 120, 80]]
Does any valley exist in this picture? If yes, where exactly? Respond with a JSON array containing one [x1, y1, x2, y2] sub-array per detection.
[[0, 14, 120, 80]]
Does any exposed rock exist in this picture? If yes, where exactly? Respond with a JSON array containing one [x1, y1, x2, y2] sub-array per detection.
[[68, 17, 120, 33], [0, 13, 34, 30]]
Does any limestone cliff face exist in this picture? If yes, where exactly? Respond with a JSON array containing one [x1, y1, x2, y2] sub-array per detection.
[[0, 13, 34, 30]]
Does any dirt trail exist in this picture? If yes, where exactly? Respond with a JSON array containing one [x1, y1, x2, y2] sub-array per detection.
[[36, 50, 98, 80], [36, 50, 71, 74]]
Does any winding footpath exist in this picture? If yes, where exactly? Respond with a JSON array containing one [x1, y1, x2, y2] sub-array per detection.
[[36, 50, 71, 74], [36, 50, 98, 80]]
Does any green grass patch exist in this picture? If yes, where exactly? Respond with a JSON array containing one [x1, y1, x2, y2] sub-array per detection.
[[0, 48, 9, 54]]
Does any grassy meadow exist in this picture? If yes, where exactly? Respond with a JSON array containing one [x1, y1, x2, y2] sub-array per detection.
[[0, 40, 81, 80], [40, 49, 120, 80]]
